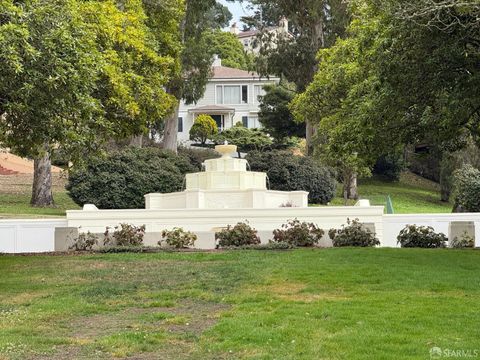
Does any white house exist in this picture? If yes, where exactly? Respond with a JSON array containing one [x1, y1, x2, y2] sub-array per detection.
[[177, 58, 280, 143], [230, 18, 290, 54]]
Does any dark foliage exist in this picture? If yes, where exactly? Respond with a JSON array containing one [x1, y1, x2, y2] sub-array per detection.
[[373, 152, 404, 181], [397, 225, 447, 248], [246, 150, 336, 204], [67, 147, 197, 209]]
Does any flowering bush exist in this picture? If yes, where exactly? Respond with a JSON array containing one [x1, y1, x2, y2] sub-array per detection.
[[329, 219, 380, 247], [273, 219, 324, 247], [104, 223, 145, 247], [160, 228, 197, 249], [397, 225, 447, 248], [216, 222, 261, 248]]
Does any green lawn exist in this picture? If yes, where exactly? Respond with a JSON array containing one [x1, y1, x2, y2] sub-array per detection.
[[1, 249, 479, 359], [0, 192, 79, 218], [330, 172, 452, 214]]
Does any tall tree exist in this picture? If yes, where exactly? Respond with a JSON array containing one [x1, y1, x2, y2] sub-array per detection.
[[203, 29, 252, 70], [258, 83, 305, 142], [161, 0, 232, 152], [0, 0, 177, 206], [230, 0, 350, 154], [292, 0, 480, 198]]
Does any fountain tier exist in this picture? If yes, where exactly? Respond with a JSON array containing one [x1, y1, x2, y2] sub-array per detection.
[[145, 144, 308, 209]]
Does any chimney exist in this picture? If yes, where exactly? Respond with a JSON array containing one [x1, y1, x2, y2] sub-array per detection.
[[279, 17, 288, 33], [212, 54, 222, 67], [230, 22, 240, 35]]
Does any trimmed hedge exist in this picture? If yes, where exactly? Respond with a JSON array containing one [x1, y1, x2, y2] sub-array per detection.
[[246, 150, 336, 204], [67, 147, 197, 209], [453, 165, 480, 212]]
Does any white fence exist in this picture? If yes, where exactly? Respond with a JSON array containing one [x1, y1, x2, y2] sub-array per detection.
[[0, 219, 67, 253]]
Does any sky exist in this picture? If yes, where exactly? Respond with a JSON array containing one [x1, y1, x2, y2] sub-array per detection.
[[218, 0, 254, 28]]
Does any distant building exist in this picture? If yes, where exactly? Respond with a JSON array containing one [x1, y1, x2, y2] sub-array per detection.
[[230, 17, 290, 54], [177, 57, 280, 143]]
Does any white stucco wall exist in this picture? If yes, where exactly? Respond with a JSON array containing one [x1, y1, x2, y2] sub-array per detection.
[[0, 219, 67, 253], [383, 214, 480, 248], [2, 212, 480, 253]]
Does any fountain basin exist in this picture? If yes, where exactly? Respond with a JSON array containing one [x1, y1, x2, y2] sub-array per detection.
[[145, 189, 308, 209]]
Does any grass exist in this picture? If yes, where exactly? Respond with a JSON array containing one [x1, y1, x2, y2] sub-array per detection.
[[330, 172, 452, 214], [1, 249, 479, 359], [0, 174, 79, 218], [0, 192, 79, 218]]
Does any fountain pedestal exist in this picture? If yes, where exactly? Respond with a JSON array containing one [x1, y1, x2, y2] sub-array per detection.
[[145, 144, 308, 209]]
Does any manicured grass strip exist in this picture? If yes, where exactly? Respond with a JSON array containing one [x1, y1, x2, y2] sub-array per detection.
[[0, 249, 479, 359]]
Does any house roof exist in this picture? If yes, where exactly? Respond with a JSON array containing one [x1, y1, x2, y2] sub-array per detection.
[[189, 105, 235, 114], [237, 30, 258, 39], [212, 66, 260, 80]]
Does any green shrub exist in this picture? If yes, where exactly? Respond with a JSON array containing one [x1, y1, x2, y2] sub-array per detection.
[[272, 219, 324, 247], [452, 165, 480, 212], [373, 152, 404, 181], [214, 124, 273, 157], [450, 231, 475, 249], [67, 147, 197, 209], [178, 146, 220, 169], [329, 219, 380, 247], [104, 223, 145, 247], [246, 150, 336, 204], [220, 242, 294, 251], [69, 232, 98, 251], [397, 225, 447, 248], [189, 114, 218, 145], [160, 228, 197, 249], [216, 222, 261, 248], [98, 246, 160, 253]]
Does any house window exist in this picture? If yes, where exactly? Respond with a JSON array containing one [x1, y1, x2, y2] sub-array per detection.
[[242, 116, 248, 128], [224, 86, 241, 104], [242, 85, 248, 104], [216, 85, 249, 105], [216, 85, 223, 104], [178, 117, 183, 132]]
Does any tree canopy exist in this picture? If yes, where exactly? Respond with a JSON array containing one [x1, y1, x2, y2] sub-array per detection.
[[291, 0, 480, 197], [0, 0, 181, 205], [204, 29, 252, 70]]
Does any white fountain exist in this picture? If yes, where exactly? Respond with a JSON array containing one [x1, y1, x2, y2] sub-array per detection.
[[66, 144, 384, 248], [145, 143, 308, 210]]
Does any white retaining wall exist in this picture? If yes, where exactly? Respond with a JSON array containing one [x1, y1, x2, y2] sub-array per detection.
[[0, 219, 67, 253], [2, 211, 480, 253], [383, 214, 480, 248]]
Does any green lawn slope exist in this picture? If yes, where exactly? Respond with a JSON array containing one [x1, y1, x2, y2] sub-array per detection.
[[330, 172, 452, 214]]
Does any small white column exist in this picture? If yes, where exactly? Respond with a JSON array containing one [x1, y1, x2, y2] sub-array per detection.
[[475, 221, 480, 248]]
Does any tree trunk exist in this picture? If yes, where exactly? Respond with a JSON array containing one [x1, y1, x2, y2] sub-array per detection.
[[129, 134, 144, 147], [162, 101, 180, 153], [343, 170, 358, 204], [306, 121, 316, 156], [31, 151, 54, 207], [304, 20, 324, 156], [348, 172, 358, 200]]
